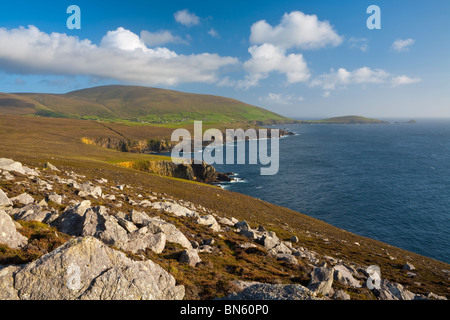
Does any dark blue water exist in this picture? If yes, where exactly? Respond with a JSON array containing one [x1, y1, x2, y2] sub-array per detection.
[[211, 120, 450, 263]]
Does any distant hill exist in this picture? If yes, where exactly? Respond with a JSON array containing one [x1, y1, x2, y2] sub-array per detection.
[[0, 85, 291, 126], [300, 115, 388, 124]]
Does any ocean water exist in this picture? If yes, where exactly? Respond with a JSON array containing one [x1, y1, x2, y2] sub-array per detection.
[[211, 120, 450, 264]]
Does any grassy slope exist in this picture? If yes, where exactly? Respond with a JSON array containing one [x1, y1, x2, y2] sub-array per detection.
[[0, 114, 449, 298], [0, 85, 290, 125]]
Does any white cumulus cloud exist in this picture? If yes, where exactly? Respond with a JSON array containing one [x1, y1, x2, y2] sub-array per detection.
[[310, 67, 420, 90], [241, 43, 310, 88], [392, 38, 415, 52], [250, 11, 342, 50], [0, 25, 238, 86], [174, 9, 200, 27]]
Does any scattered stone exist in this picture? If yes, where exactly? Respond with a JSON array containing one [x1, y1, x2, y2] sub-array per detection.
[[10, 193, 35, 205], [222, 283, 319, 300], [52, 200, 92, 235], [276, 254, 298, 265], [47, 192, 63, 204], [152, 202, 197, 218], [117, 217, 138, 233], [307, 267, 334, 296], [0, 209, 28, 249], [238, 243, 257, 249], [197, 215, 220, 232], [289, 235, 299, 243], [78, 182, 102, 198], [333, 264, 362, 288], [426, 292, 447, 300], [81, 206, 128, 247], [218, 217, 235, 226], [13, 204, 55, 223], [122, 228, 166, 254], [235, 220, 251, 230], [179, 249, 202, 267], [44, 162, 59, 171], [374, 279, 418, 300], [0, 158, 26, 174], [202, 238, 215, 246], [403, 262, 416, 271], [130, 210, 151, 227]]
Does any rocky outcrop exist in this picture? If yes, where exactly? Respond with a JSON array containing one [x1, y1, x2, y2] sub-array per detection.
[[0, 189, 12, 209], [307, 267, 334, 296], [179, 249, 202, 267], [197, 215, 220, 232], [0, 158, 39, 176], [223, 283, 319, 300], [0, 209, 28, 249], [0, 237, 184, 300]]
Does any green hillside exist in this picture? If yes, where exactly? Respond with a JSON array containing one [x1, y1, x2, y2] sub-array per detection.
[[0, 85, 291, 126]]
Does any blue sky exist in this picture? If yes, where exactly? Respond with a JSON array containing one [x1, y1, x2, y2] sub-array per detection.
[[0, 0, 449, 118]]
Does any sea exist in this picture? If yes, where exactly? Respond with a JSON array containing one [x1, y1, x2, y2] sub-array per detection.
[[208, 119, 450, 264]]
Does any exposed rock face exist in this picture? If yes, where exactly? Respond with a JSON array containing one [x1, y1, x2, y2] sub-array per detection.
[[0, 158, 27, 174], [145, 217, 193, 250], [197, 215, 220, 232], [53, 200, 92, 235], [374, 279, 418, 300], [0, 237, 184, 300], [333, 264, 362, 288], [12, 204, 57, 224], [307, 267, 334, 296], [0, 266, 21, 300], [152, 202, 197, 218], [44, 162, 59, 171], [77, 182, 102, 198], [81, 206, 128, 247], [223, 283, 319, 300], [179, 249, 202, 267], [121, 228, 166, 254], [0, 189, 13, 209], [0, 209, 28, 249], [403, 262, 416, 271], [10, 193, 35, 205], [0, 158, 39, 176]]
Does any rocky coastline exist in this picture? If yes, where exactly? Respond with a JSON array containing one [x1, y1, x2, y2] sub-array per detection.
[[0, 157, 448, 300]]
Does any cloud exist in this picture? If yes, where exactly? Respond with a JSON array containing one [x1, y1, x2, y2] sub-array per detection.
[[390, 75, 421, 86], [250, 11, 342, 50], [392, 38, 415, 52], [310, 67, 420, 90], [208, 28, 219, 38], [140, 30, 188, 46], [174, 9, 200, 27], [348, 37, 369, 52], [0, 25, 238, 86], [241, 43, 310, 88], [259, 93, 304, 105]]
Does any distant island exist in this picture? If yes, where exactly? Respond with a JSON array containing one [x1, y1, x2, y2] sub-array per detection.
[[298, 115, 389, 124]]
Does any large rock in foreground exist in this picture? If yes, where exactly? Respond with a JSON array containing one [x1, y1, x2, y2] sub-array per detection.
[[1, 236, 184, 300], [0, 210, 28, 249]]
